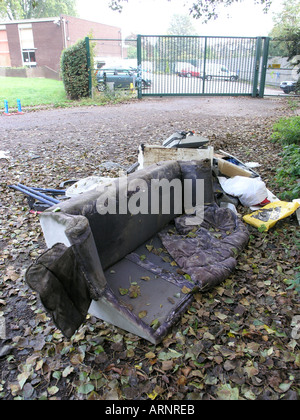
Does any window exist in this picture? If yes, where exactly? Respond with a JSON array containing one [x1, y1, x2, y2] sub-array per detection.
[[22, 50, 36, 64], [221, 66, 229, 73], [19, 24, 36, 67]]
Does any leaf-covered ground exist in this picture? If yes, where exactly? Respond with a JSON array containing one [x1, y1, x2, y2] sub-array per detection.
[[0, 96, 299, 400]]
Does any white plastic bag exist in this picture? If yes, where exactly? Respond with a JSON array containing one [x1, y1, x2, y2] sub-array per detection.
[[0, 151, 10, 160], [218, 176, 268, 207]]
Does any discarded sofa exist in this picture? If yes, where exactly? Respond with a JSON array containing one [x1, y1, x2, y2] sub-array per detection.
[[26, 160, 249, 344]]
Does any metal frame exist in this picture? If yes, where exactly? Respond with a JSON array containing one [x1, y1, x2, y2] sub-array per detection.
[[137, 35, 270, 98], [86, 35, 270, 99]]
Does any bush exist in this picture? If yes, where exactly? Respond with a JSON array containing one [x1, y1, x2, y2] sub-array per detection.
[[271, 116, 300, 200], [60, 38, 90, 100], [275, 144, 300, 200], [271, 116, 300, 145]]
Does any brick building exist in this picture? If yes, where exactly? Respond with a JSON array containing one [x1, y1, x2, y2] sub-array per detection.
[[0, 15, 125, 73]]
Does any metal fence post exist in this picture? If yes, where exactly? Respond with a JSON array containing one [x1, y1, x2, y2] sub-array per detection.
[[85, 36, 92, 98], [137, 34, 142, 99], [202, 37, 207, 94], [258, 37, 270, 98], [252, 37, 262, 97]]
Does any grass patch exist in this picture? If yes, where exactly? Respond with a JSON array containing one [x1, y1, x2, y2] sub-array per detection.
[[0, 76, 137, 110], [0, 77, 68, 108]]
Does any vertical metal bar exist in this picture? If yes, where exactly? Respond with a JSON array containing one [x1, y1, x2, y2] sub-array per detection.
[[258, 37, 270, 98], [193, 37, 197, 94], [173, 37, 177, 94], [186, 36, 190, 95], [221, 38, 225, 94], [237, 38, 242, 94], [252, 37, 262, 97], [162, 37, 165, 94], [193, 38, 198, 94], [154, 36, 157, 94], [231, 38, 236, 94], [218, 38, 221, 94], [202, 37, 207, 94], [168, 36, 171, 94], [161, 36, 164, 94], [170, 37, 172, 94], [247, 39, 256, 95], [175, 37, 178, 93], [85, 36, 92, 98], [196, 37, 200, 93], [190, 37, 194, 94], [221, 38, 224, 94], [137, 34, 142, 99]]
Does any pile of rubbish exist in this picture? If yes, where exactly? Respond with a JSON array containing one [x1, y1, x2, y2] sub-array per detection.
[[7, 131, 300, 343], [8, 130, 299, 230]]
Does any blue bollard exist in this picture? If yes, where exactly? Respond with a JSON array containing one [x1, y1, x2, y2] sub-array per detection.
[[17, 99, 24, 114], [4, 100, 9, 114]]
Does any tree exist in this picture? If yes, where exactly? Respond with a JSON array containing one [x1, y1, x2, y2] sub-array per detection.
[[269, 0, 300, 39], [125, 33, 138, 58], [268, 1, 300, 61], [0, 0, 77, 21], [107, 0, 272, 22], [283, 29, 300, 92], [167, 14, 198, 36]]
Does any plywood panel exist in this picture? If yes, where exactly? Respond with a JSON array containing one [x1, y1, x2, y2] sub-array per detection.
[[0, 29, 11, 67]]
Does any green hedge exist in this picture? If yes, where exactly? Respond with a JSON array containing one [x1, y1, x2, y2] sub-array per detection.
[[60, 38, 89, 100]]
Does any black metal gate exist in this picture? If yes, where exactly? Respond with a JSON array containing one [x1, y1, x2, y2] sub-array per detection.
[[136, 35, 269, 98]]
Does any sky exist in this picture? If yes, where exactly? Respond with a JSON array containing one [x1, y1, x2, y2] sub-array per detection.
[[76, 0, 285, 38]]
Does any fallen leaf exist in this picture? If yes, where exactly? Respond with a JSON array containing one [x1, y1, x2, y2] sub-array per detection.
[[181, 285, 191, 294], [177, 376, 187, 386], [217, 384, 239, 400], [244, 365, 259, 378], [147, 390, 158, 400], [77, 383, 94, 395], [145, 351, 156, 359], [161, 360, 174, 371], [215, 311, 227, 320], [47, 385, 59, 396], [70, 352, 85, 365], [150, 318, 160, 330], [17, 371, 31, 390], [63, 366, 74, 378], [119, 288, 128, 296], [129, 284, 141, 298], [138, 310, 147, 319]]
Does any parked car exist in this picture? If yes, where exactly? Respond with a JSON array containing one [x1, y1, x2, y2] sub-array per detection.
[[177, 64, 200, 78], [177, 64, 238, 81], [96, 68, 134, 91], [129, 67, 152, 88], [96, 68, 151, 91], [204, 65, 239, 81], [280, 80, 297, 94]]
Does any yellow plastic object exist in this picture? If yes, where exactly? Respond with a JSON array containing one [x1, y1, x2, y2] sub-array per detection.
[[243, 200, 300, 231]]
